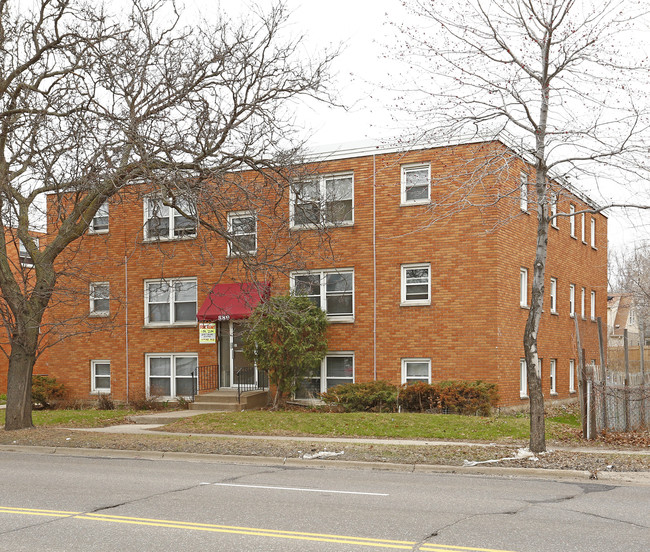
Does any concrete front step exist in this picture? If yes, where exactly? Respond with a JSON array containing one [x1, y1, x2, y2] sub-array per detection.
[[189, 389, 268, 412]]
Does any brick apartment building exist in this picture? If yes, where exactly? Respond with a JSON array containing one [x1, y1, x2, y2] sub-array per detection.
[[0, 139, 607, 405]]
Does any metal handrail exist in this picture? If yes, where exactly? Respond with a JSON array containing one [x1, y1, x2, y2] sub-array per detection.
[[236, 367, 268, 403]]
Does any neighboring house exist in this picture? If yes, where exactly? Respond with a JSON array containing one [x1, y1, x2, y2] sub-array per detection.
[[20, 139, 606, 405], [607, 293, 643, 347]]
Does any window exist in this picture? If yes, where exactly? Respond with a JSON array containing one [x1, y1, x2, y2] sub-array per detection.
[[581, 287, 586, 319], [89, 202, 109, 234], [91, 360, 111, 394], [401, 263, 431, 305], [520, 268, 528, 308], [581, 213, 586, 243], [401, 164, 430, 204], [147, 354, 198, 398], [144, 196, 197, 240], [569, 359, 576, 393], [145, 278, 197, 326], [569, 284, 575, 317], [90, 282, 110, 316], [550, 193, 558, 229], [18, 238, 38, 267], [292, 269, 354, 321], [590, 290, 596, 321], [520, 359, 528, 398], [402, 358, 431, 384], [590, 218, 596, 248], [569, 204, 576, 237], [291, 173, 353, 227], [295, 353, 354, 398], [550, 278, 557, 314], [550, 359, 557, 395], [520, 173, 528, 211], [227, 212, 256, 256]]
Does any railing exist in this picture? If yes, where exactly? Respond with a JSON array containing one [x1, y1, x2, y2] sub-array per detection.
[[191, 364, 219, 400], [236, 367, 268, 403]]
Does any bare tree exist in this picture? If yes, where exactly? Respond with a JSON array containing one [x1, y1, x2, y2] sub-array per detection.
[[0, 0, 335, 430], [393, 0, 650, 451]]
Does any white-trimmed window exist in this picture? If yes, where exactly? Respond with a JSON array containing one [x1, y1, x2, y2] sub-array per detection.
[[90, 282, 110, 316], [550, 277, 557, 314], [550, 192, 558, 229], [520, 268, 528, 307], [91, 360, 111, 394], [144, 195, 197, 240], [292, 269, 354, 321], [291, 173, 353, 227], [590, 218, 596, 248], [89, 202, 109, 234], [227, 212, 257, 256], [550, 359, 557, 395], [569, 284, 575, 317], [401, 164, 430, 204], [581, 287, 586, 319], [401, 263, 431, 305], [581, 213, 586, 243], [590, 290, 596, 321], [569, 204, 576, 238], [520, 173, 528, 211], [402, 358, 432, 384], [569, 359, 576, 393], [295, 353, 354, 398], [18, 238, 38, 267], [146, 353, 198, 398], [145, 278, 197, 326], [520, 359, 528, 398]]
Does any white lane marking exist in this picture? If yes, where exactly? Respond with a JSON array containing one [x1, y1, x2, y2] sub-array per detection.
[[212, 483, 388, 496]]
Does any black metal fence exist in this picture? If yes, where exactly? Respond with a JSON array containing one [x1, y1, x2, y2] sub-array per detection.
[[236, 367, 268, 402], [191, 364, 219, 399]]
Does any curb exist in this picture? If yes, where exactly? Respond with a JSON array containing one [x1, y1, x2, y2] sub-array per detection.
[[2, 444, 649, 485]]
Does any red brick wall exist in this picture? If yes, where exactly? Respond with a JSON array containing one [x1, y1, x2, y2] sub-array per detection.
[[35, 141, 608, 406]]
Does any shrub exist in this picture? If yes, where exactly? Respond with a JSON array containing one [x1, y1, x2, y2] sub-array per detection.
[[96, 393, 115, 410], [399, 380, 499, 415], [321, 381, 398, 412], [0, 393, 6, 402], [31, 375, 67, 409]]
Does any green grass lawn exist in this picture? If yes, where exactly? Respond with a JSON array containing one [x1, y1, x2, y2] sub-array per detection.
[[0, 408, 137, 428]]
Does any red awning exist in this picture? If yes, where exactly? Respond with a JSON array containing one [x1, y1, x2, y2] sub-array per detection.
[[196, 282, 270, 321]]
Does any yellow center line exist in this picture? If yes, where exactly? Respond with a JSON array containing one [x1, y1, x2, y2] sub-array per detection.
[[0, 505, 519, 552]]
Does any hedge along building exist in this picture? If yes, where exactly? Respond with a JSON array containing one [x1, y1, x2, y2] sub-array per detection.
[[28, 138, 607, 406]]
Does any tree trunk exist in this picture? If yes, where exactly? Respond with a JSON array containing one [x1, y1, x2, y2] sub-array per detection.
[[4, 343, 37, 430]]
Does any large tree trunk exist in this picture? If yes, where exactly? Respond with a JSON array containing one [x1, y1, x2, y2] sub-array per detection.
[[4, 341, 37, 430]]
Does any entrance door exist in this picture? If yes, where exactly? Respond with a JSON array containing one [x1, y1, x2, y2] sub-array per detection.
[[218, 321, 255, 388]]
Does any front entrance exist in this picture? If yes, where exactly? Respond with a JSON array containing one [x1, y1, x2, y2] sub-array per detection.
[[218, 321, 256, 388]]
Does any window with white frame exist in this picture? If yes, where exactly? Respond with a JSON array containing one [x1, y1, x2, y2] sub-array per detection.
[[520, 173, 528, 211], [581, 213, 586, 243], [145, 278, 197, 326], [91, 360, 111, 394], [291, 173, 353, 227], [402, 358, 431, 384], [144, 196, 197, 240], [295, 353, 354, 398], [569, 359, 576, 393], [550, 277, 557, 314], [90, 282, 110, 316], [581, 287, 586, 319], [401, 263, 431, 305], [550, 192, 558, 229], [520, 268, 528, 307], [227, 212, 256, 256], [550, 359, 557, 395], [569, 284, 575, 317], [147, 354, 198, 398], [569, 204, 576, 237], [590, 217, 596, 248], [89, 202, 109, 234], [292, 269, 354, 321], [520, 358, 528, 398], [401, 164, 430, 204], [590, 290, 596, 321], [18, 238, 38, 267]]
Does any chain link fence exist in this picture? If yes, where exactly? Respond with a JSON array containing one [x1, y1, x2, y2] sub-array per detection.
[[591, 370, 649, 432]]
